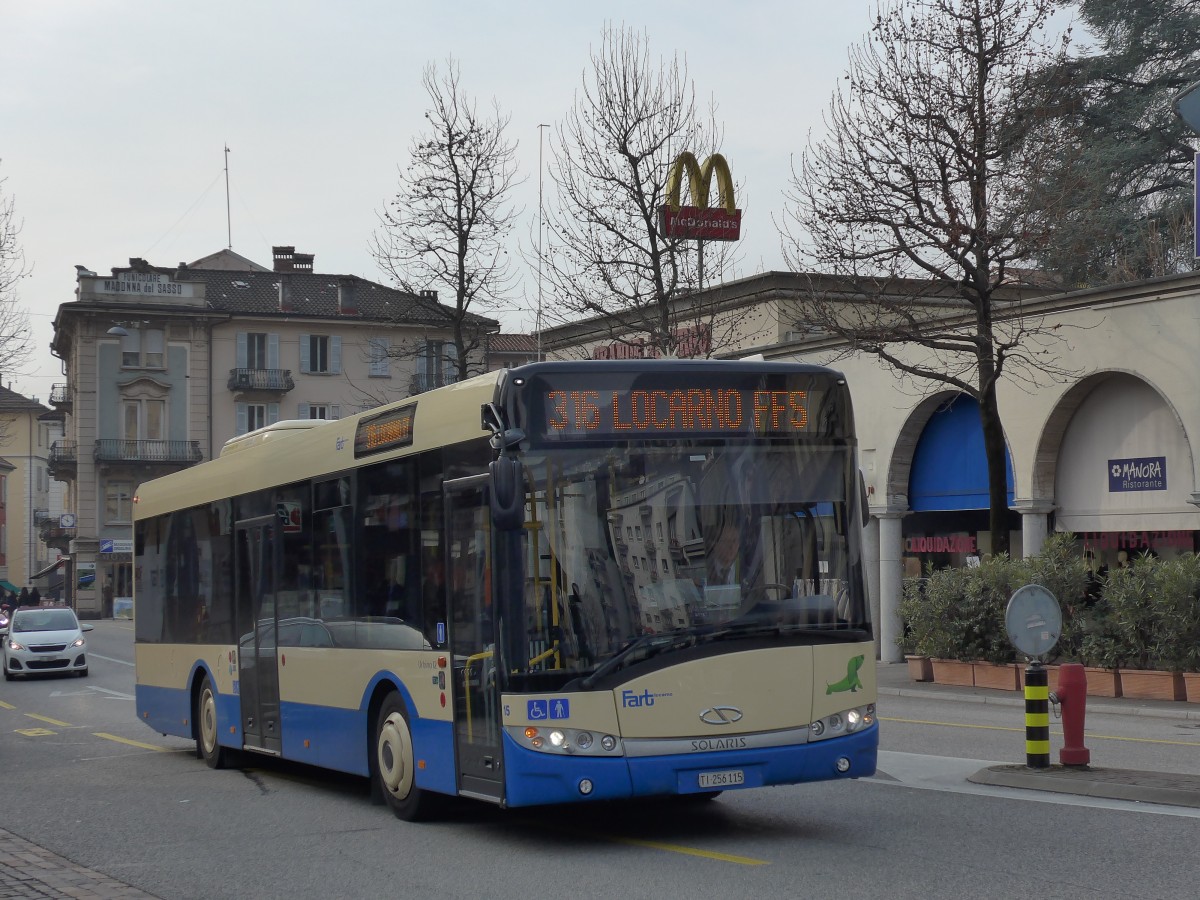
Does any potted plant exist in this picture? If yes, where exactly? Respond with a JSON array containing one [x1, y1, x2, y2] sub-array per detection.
[[899, 570, 974, 685]]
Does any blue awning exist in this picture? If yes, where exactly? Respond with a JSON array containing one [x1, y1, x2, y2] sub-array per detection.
[[909, 395, 1013, 512], [0, 580, 19, 594]]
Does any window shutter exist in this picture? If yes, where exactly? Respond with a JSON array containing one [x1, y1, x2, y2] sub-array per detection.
[[331, 336, 342, 374], [236, 333, 248, 369], [369, 338, 390, 377], [268, 334, 280, 369], [236, 403, 248, 436], [299, 334, 311, 373], [268, 402, 280, 425], [297, 402, 310, 420]]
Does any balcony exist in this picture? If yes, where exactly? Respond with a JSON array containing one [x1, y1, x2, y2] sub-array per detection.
[[227, 368, 295, 393], [48, 441, 78, 479], [50, 383, 72, 410], [94, 439, 204, 466], [410, 373, 458, 394], [40, 521, 75, 552]]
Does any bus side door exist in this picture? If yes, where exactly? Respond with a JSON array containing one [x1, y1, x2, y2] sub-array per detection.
[[235, 515, 283, 755], [444, 476, 503, 803]]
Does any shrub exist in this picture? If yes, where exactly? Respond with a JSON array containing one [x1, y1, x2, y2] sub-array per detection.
[[898, 533, 1089, 664], [1082, 552, 1200, 671]]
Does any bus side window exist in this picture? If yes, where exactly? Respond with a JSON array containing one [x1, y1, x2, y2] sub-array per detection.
[[357, 461, 419, 626]]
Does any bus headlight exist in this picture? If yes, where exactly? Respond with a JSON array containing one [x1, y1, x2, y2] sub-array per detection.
[[810, 704, 876, 742], [507, 725, 624, 757]]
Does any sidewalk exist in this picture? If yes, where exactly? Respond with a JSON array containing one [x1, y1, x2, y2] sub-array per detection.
[[0, 827, 156, 898], [877, 661, 1200, 809]]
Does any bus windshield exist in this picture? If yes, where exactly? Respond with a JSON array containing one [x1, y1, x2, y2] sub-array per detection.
[[510, 439, 867, 687]]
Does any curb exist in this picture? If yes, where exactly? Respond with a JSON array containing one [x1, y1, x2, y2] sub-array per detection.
[[877, 684, 1200, 721], [968, 765, 1200, 809]]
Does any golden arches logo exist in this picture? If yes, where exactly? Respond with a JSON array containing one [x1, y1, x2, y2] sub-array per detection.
[[665, 151, 736, 214], [660, 152, 741, 241]]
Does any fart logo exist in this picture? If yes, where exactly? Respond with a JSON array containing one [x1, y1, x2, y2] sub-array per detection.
[[621, 689, 673, 708]]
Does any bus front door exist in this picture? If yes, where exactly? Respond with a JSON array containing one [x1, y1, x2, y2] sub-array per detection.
[[235, 516, 283, 756], [444, 477, 503, 804]]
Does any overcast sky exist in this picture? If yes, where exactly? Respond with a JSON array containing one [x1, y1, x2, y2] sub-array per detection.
[[2, 0, 909, 402]]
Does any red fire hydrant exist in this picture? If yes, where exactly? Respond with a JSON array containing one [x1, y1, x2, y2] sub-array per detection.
[[1050, 662, 1091, 767]]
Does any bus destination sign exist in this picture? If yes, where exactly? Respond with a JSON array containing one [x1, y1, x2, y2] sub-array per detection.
[[543, 386, 809, 440], [354, 405, 416, 458]]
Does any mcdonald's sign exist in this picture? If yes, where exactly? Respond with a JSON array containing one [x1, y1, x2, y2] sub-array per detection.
[[659, 151, 742, 241]]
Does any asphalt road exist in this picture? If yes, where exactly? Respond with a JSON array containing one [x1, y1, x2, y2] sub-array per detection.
[[2, 622, 1197, 899]]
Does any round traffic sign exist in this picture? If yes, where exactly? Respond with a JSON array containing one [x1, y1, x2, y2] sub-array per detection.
[[1005, 584, 1062, 659]]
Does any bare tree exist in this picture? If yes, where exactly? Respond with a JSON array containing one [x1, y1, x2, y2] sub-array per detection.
[[0, 162, 32, 384], [538, 25, 742, 358], [372, 59, 518, 384], [780, 0, 1076, 557]]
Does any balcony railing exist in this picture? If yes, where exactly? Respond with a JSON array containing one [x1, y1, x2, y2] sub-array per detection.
[[40, 521, 75, 550], [50, 383, 72, 408], [410, 373, 459, 394], [48, 441, 78, 475], [227, 368, 295, 392], [94, 439, 204, 465]]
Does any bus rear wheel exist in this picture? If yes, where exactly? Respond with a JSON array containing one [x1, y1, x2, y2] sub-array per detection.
[[375, 693, 438, 822], [196, 675, 232, 769]]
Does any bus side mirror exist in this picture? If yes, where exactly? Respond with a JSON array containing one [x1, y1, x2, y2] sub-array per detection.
[[490, 457, 526, 531], [859, 471, 870, 528]]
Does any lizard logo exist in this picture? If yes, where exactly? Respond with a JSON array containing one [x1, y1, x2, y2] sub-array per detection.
[[826, 655, 865, 695]]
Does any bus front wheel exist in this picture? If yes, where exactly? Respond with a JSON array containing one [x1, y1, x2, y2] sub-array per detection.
[[374, 693, 438, 822], [196, 675, 232, 769]]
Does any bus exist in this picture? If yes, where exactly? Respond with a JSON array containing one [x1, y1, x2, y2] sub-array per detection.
[[133, 360, 877, 820]]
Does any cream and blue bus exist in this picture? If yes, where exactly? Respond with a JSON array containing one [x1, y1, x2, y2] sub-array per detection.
[[133, 360, 877, 820]]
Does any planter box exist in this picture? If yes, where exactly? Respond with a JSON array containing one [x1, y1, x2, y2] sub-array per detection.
[[931, 658, 974, 686], [1183, 673, 1200, 703], [972, 661, 1019, 691], [905, 655, 934, 682], [1083, 666, 1122, 698], [1119, 669, 1184, 702]]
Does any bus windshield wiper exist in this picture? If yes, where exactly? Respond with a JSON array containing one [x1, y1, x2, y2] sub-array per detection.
[[580, 627, 703, 689]]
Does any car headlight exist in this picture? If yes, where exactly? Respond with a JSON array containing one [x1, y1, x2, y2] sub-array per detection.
[[6, 639, 24, 652], [71, 637, 86, 648]]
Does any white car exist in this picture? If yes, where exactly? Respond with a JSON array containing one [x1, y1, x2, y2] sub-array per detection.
[[2, 606, 93, 680]]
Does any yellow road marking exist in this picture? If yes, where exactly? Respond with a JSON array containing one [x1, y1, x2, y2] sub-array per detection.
[[605, 835, 769, 865], [0, 700, 14, 710], [882, 715, 1200, 747], [24, 713, 71, 727], [93, 732, 169, 752], [16, 727, 56, 737]]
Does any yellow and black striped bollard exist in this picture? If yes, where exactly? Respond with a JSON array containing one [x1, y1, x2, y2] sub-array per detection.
[[1024, 664, 1050, 768]]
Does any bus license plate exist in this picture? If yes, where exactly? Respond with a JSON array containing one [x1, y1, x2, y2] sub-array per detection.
[[698, 769, 744, 788]]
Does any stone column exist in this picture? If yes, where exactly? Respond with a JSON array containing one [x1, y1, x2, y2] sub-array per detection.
[[1013, 499, 1055, 560], [876, 503, 909, 664]]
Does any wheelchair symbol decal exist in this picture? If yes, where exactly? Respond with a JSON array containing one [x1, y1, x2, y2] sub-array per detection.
[[527, 700, 548, 720]]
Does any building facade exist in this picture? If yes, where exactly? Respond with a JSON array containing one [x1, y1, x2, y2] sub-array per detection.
[[541, 271, 1200, 662], [50, 247, 501, 617], [0, 385, 57, 597]]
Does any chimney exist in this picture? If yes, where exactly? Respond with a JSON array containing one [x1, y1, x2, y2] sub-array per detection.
[[277, 275, 292, 312], [337, 277, 358, 315], [272, 246, 314, 273], [420, 289, 438, 303]]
